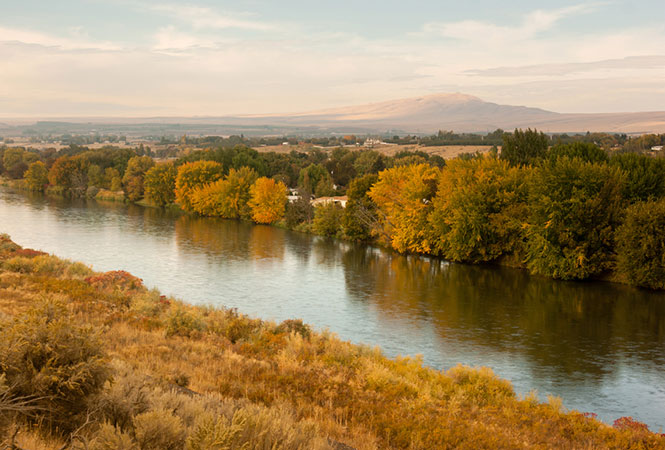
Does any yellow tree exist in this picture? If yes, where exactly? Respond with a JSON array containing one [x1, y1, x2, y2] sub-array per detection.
[[368, 163, 440, 253], [190, 167, 258, 218], [24, 161, 48, 192], [175, 161, 224, 212], [248, 177, 288, 224]]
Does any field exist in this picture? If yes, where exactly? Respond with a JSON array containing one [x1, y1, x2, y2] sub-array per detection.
[[253, 143, 494, 158]]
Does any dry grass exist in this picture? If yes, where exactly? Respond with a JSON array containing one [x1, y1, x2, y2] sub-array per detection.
[[0, 233, 663, 449]]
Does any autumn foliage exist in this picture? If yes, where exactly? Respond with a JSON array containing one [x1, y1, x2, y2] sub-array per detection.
[[369, 163, 439, 253], [248, 177, 288, 224], [175, 161, 224, 212]]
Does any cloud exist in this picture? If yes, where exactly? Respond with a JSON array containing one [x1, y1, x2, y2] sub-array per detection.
[[422, 3, 602, 43], [465, 55, 665, 77], [0, 26, 121, 50], [149, 4, 275, 31]]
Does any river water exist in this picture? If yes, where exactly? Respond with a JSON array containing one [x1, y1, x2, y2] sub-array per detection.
[[1, 187, 664, 430]]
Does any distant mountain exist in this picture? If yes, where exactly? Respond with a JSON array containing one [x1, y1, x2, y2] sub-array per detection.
[[240, 93, 665, 134], [3, 94, 665, 135]]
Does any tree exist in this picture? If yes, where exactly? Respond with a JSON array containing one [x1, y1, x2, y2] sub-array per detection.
[[609, 153, 665, 202], [144, 164, 177, 207], [548, 142, 608, 163], [190, 167, 258, 218], [616, 199, 665, 289], [285, 192, 313, 229], [369, 164, 439, 253], [342, 174, 378, 242], [87, 164, 104, 188], [24, 161, 49, 192], [525, 157, 624, 280], [175, 161, 224, 212], [298, 164, 331, 196], [122, 156, 155, 202], [2, 148, 28, 179], [104, 167, 121, 190], [501, 128, 548, 166], [312, 201, 344, 237], [353, 150, 384, 176], [248, 177, 288, 224], [48, 156, 88, 197], [428, 155, 528, 263]]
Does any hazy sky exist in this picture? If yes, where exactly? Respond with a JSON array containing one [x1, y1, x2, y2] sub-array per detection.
[[1, 0, 664, 117]]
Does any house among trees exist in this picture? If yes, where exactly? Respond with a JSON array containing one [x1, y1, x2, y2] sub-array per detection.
[[311, 196, 348, 208]]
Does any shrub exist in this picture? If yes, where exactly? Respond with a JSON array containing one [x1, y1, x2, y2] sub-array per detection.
[[0, 301, 111, 435], [90, 423, 137, 450], [165, 307, 205, 338], [186, 405, 329, 450], [275, 319, 311, 339], [133, 409, 186, 450], [97, 363, 151, 432], [616, 199, 665, 289], [64, 261, 94, 279]]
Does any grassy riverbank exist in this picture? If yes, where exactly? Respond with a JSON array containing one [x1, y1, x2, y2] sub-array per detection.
[[0, 235, 663, 449]]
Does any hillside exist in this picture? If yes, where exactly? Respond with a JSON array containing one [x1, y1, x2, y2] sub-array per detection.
[[1, 234, 664, 449], [245, 93, 665, 134]]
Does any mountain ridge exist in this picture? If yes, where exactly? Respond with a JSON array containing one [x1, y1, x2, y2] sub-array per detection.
[[2, 93, 665, 134]]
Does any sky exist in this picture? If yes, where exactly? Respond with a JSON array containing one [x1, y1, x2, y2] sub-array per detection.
[[1, 0, 664, 117]]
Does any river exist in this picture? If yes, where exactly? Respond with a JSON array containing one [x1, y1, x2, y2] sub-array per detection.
[[1, 187, 664, 430]]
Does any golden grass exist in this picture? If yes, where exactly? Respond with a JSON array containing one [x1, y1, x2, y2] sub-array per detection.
[[0, 233, 663, 449]]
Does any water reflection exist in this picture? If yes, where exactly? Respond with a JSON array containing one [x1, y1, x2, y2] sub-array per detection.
[[1, 187, 664, 429]]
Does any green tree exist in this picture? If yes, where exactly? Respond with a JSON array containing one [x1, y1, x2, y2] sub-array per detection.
[[87, 164, 104, 188], [525, 157, 624, 280], [609, 153, 665, 202], [342, 174, 378, 242], [501, 128, 549, 166], [616, 199, 665, 289], [298, 164, 330, 195], [123, 156, 155, 202], [144, 164, 177, 207], [353, 150, 384, 176], [428, 155, 529, 263], [548, 142, 608, 163], [312, 202, 344, 237]]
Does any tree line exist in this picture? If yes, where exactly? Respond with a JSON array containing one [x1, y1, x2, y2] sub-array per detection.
[[2, 129, 665, 288]]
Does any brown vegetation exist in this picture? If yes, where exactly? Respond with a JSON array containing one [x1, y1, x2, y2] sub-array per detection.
[[0, 234, 663, 449]]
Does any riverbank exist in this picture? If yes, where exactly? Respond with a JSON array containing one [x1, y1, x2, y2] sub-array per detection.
[[0, 180, 647, 291], [0, 234, 663, 449]]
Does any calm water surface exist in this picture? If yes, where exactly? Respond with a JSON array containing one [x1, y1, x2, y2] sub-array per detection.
[[1, 188, 664, 430]]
